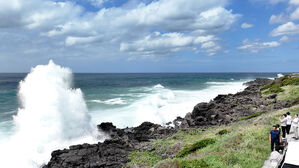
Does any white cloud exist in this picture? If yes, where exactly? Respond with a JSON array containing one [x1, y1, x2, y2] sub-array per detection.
[[0, 0, 83, 29], [290, 0, 299, 5], [87, 0, 106, 7], [279, 35, 290, 42], [268, 0, 299, 24], [269, 13, 289, 24], [270, 22, 299, 36], [269, 0, 288, 4], [0, 0, 240, 60], [45, 0, 239, 57], [241, 23, 254, 29], [290, 7, 299, 20], [65, 36, 99, 46], [120, 32, 221, 57], [238, 39, 280, 52], [250, 0, 287, 5]]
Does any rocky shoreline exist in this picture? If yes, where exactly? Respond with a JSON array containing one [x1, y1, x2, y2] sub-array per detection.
[[43, 78, 295, 168]]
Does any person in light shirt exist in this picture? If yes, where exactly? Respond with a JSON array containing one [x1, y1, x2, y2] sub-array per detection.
[[280, 114, 287, 138], [286, 112, 292, 135], [293, 114, 299, 140]]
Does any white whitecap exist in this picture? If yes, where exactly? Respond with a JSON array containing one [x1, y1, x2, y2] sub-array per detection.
[[90, 98, 127, 105], [277, 73, 284, 78], [153, 84, 165, 89], [90, 80, 249, 128]]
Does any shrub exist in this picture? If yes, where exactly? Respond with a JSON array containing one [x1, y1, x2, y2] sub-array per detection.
[[239, 111, 268, 121], [176, 138, 216, 158], [263, 75, 299, 95], [261, 84, 272, 90], [264, 83, 284, 94], [217, 129, 229, 135], [282, 77, 299, 86]]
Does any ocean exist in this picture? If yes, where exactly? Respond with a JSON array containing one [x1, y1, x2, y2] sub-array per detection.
[[0, 61, 283, 167]]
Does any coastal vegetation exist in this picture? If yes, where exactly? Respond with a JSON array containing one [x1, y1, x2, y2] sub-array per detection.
[[128, 75, 299, 168], [44, 74, 299, 168], [262, 74, 299, 97], [128, 105, 299, 168]]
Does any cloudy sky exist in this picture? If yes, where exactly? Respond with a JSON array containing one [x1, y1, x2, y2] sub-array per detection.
[[0, 0, 298, 72]]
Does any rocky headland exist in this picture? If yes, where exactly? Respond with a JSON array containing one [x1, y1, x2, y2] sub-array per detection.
[[43, 76, 299, 168]]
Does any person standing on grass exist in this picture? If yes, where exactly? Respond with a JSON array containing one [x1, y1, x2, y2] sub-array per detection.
[[286, 112, 292, 135], [269, 125, 280, 151], [280, 114, 287, 138], [293, 114, 299, 140]]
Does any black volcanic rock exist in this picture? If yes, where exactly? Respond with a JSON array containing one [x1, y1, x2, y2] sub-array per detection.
[[97, 122, 116, 132], [174, 78, 286, 129], [44, 122, 175, 168], [44, 78, 291, 168], [244, 78, 273, 86], [43, 139, 133, 168]]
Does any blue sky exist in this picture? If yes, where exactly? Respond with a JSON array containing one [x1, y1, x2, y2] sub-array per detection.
[[0, 0, 298, 72]]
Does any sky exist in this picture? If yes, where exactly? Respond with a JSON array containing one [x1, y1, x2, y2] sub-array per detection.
[[0, 0, 298, 72]]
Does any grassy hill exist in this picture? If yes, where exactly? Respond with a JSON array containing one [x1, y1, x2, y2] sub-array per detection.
[[127, 75, 299, 168]]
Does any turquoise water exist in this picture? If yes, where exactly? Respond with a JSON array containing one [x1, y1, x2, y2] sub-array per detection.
[[0, 73, 281, 130], [0, 71, 286, 168]]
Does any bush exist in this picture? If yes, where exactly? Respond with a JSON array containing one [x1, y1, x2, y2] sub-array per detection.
[[261, 84, 272, 90], [239, 111, 268, 121], [217, 129, 229, 135], [176, 138, 216, 158], [263, 75, 299, 95], [264, 83, 284, 94], [282, 77, 299, 86]]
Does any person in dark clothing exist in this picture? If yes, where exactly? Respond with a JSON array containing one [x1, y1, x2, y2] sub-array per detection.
[[280, 114, 287, 138], [269, 125, 280, 151]]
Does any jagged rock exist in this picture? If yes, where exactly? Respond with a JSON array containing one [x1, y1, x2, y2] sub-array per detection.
[[44, 78, 292, 168], [267, 94, 277, 99], [244, 78, 273, 86], [44, 139, 133, 168], [97, 122, 116, 132]]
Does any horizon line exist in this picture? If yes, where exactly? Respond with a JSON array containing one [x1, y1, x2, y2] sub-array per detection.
[[0, 72, 298, 74]]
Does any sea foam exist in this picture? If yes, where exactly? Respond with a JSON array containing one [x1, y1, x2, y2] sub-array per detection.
[[0, 60, 100, 168], [91, 80, 248, 128]]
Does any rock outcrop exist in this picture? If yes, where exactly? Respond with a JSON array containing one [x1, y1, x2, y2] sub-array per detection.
[[44, 122, 175, 168], [173, 78, 291, 129], [44, 78, 291, 168]]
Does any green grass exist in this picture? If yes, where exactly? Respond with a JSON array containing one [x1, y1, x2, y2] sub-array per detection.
[[239, 111, 268, 121], [262, 75, 299, 96], [128, 105, 299, 168], [277, 85, 299, 101], [176, 138, 216, 158], [128, 151, 162, 167], [178, 159, 210, 168], [155, 159, 209, 168], [127, 77, 299, 168]]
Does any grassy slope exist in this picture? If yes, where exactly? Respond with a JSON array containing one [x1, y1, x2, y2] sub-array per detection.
[[128, 76, 299, 168]]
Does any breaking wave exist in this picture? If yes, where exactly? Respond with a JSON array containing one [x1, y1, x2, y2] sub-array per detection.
[[0, 60, 101, 168]]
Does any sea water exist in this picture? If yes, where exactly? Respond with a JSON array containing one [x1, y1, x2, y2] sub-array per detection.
[[0, 61, 282, 167]]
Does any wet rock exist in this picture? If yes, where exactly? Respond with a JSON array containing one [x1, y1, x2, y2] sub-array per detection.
[[97, 122, 116, 132]]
